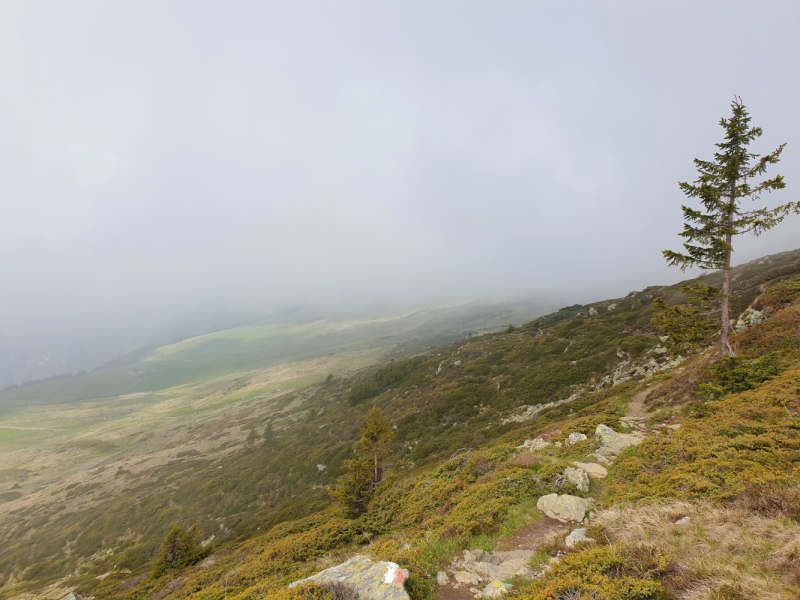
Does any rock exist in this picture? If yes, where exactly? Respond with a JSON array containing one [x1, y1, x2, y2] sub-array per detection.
[[454, 570, 481, 586], [563, 467, 590, 492], [536, 493, 591, 523], [289, 555, 410, 599], [659, 335, 669, 342], [735, 308, 765, 331], [589, 307, 598, 316], [565, 528, 596, 548], [453, 360, 462, 366], [317, 464, 327, 471], [540, 429, 562, 442], [572, 462, 608, 479], [477, 581, 512, 598], [607, 303, 617, 311], [594, 424, 643, 456], [463, 549, 492, 563], [675, 516, 691, 525], [437, 361, 445, 374], [516, 437, 551, 451], [665, 424, 680, 430], [653, 346, 668, 354], [61, 594, 84, 600], [436, 571, 449, 586], [567, 432, 587, 444]]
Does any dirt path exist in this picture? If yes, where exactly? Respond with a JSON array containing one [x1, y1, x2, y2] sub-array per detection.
[[626, 390, 649, 419], [495, 516, 564, 551]]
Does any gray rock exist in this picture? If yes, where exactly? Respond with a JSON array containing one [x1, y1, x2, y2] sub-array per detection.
[[572, 462, 608, 479], [675, 516, 691, 525], [653, 346, 668, 354], [564, 467, 590, 492], [61, 594, 84, 600], [567, 432, 587, 444], [477, 581, 512, 598], [454, 570, 481, 586], [565, 528, 595, 547], [453, 360, 462, 366], [536, 493, 591, 522], [589, 307, 598, 316], [516, 437, 551, 451], [735, 308, 766, 331], [289, 555, 409, 599], [594, 424, 643, 456], [436, 571, 449, 586]]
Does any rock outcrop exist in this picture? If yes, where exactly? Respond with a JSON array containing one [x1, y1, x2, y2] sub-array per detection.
[[734, 308, 766, 331], [289, 555, 409, 600], [572, 462, 608, 479], [536, 493, 591, 522], [593, 424, 643, 457]]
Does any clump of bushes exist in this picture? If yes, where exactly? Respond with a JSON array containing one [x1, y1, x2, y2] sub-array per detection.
[[698, 352, 783, 400], [515, 545, 672, 600], [348, 360, 418, 405], [151, 524, 210, 578]]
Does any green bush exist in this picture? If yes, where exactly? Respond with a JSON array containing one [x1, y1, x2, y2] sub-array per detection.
[[151, 524, 208, 578], [348, 360, 418, 405]]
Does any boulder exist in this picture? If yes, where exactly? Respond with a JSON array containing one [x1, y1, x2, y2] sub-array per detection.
[[289, 555, 409, 599], [735, 308, 765, 331], [436, 571, 449, 586], [516, 437, 551, 451], [572, 462, 608, 479], [567, 432, 587, 444], [454, 570, 481, 586], [477, 581, 512, 598], [564, 467, 590, 492], [594, 424, 643, 456], [536, 493, 591, 523], [565, 528, 596, 548]]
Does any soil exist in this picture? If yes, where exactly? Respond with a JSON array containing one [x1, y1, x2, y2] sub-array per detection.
[[495, 516, 565, 551]]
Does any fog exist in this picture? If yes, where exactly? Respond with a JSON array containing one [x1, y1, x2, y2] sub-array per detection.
[[1, 1, 799, 386]]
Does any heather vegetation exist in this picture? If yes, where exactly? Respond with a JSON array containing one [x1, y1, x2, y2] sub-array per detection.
[[1, 250, 799, 600]]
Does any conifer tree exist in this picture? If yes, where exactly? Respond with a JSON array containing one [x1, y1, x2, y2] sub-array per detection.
[[663, 97, 796, 356], [330, 407, 394, 515]]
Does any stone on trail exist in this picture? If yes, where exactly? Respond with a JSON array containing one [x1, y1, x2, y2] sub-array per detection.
[[565, 528, 596, 548], [536, 493, 591, 523], [594, 424, 643, 456], [563, 467, 590, 492], [573, 462, 608, 479], [477, 580, 512, 598], [289, 555, 410, 599], [454, 570, 481, 586]]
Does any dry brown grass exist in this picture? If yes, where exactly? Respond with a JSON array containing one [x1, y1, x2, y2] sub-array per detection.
[[592, 501, 800, 600]]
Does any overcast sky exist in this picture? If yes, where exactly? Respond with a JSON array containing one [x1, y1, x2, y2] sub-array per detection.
[[1, 1, 799, 364]]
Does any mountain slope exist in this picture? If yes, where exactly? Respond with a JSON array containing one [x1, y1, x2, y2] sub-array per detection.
[[2, 248, 799, 600]]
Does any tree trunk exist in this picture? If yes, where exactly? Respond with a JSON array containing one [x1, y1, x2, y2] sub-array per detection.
[[373, 453, 378, 490], [721, 247, 731, 357]]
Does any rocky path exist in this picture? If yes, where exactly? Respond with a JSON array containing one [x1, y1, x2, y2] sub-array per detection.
[[620, 389, 650, 432]]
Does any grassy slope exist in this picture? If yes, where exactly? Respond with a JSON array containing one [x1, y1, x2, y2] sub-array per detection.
[[0, 301, 555, 408], [2, 248, 799, 600]]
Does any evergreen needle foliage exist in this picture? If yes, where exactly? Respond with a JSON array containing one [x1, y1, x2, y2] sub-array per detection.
[[663, 97, 796, 356], [330, 408, 395, 516], [651, 284, 722, 353], [151, 524, 208, 578]]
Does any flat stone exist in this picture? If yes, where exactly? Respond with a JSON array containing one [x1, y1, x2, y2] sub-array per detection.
[[536, 493, 591, 523], [454, 570, 481, 586], [594, 424, 643, 455], [565, 528, 596, 547], [289, 555, 409, 599], [573, 462, 608, 479]]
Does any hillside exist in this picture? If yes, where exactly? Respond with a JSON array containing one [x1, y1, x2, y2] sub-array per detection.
[[2, 248, 800, 600]]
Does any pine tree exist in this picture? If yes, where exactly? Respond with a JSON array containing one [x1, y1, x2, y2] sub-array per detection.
[[663, 97, 796, 356], [330, 407, 394, 515]]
